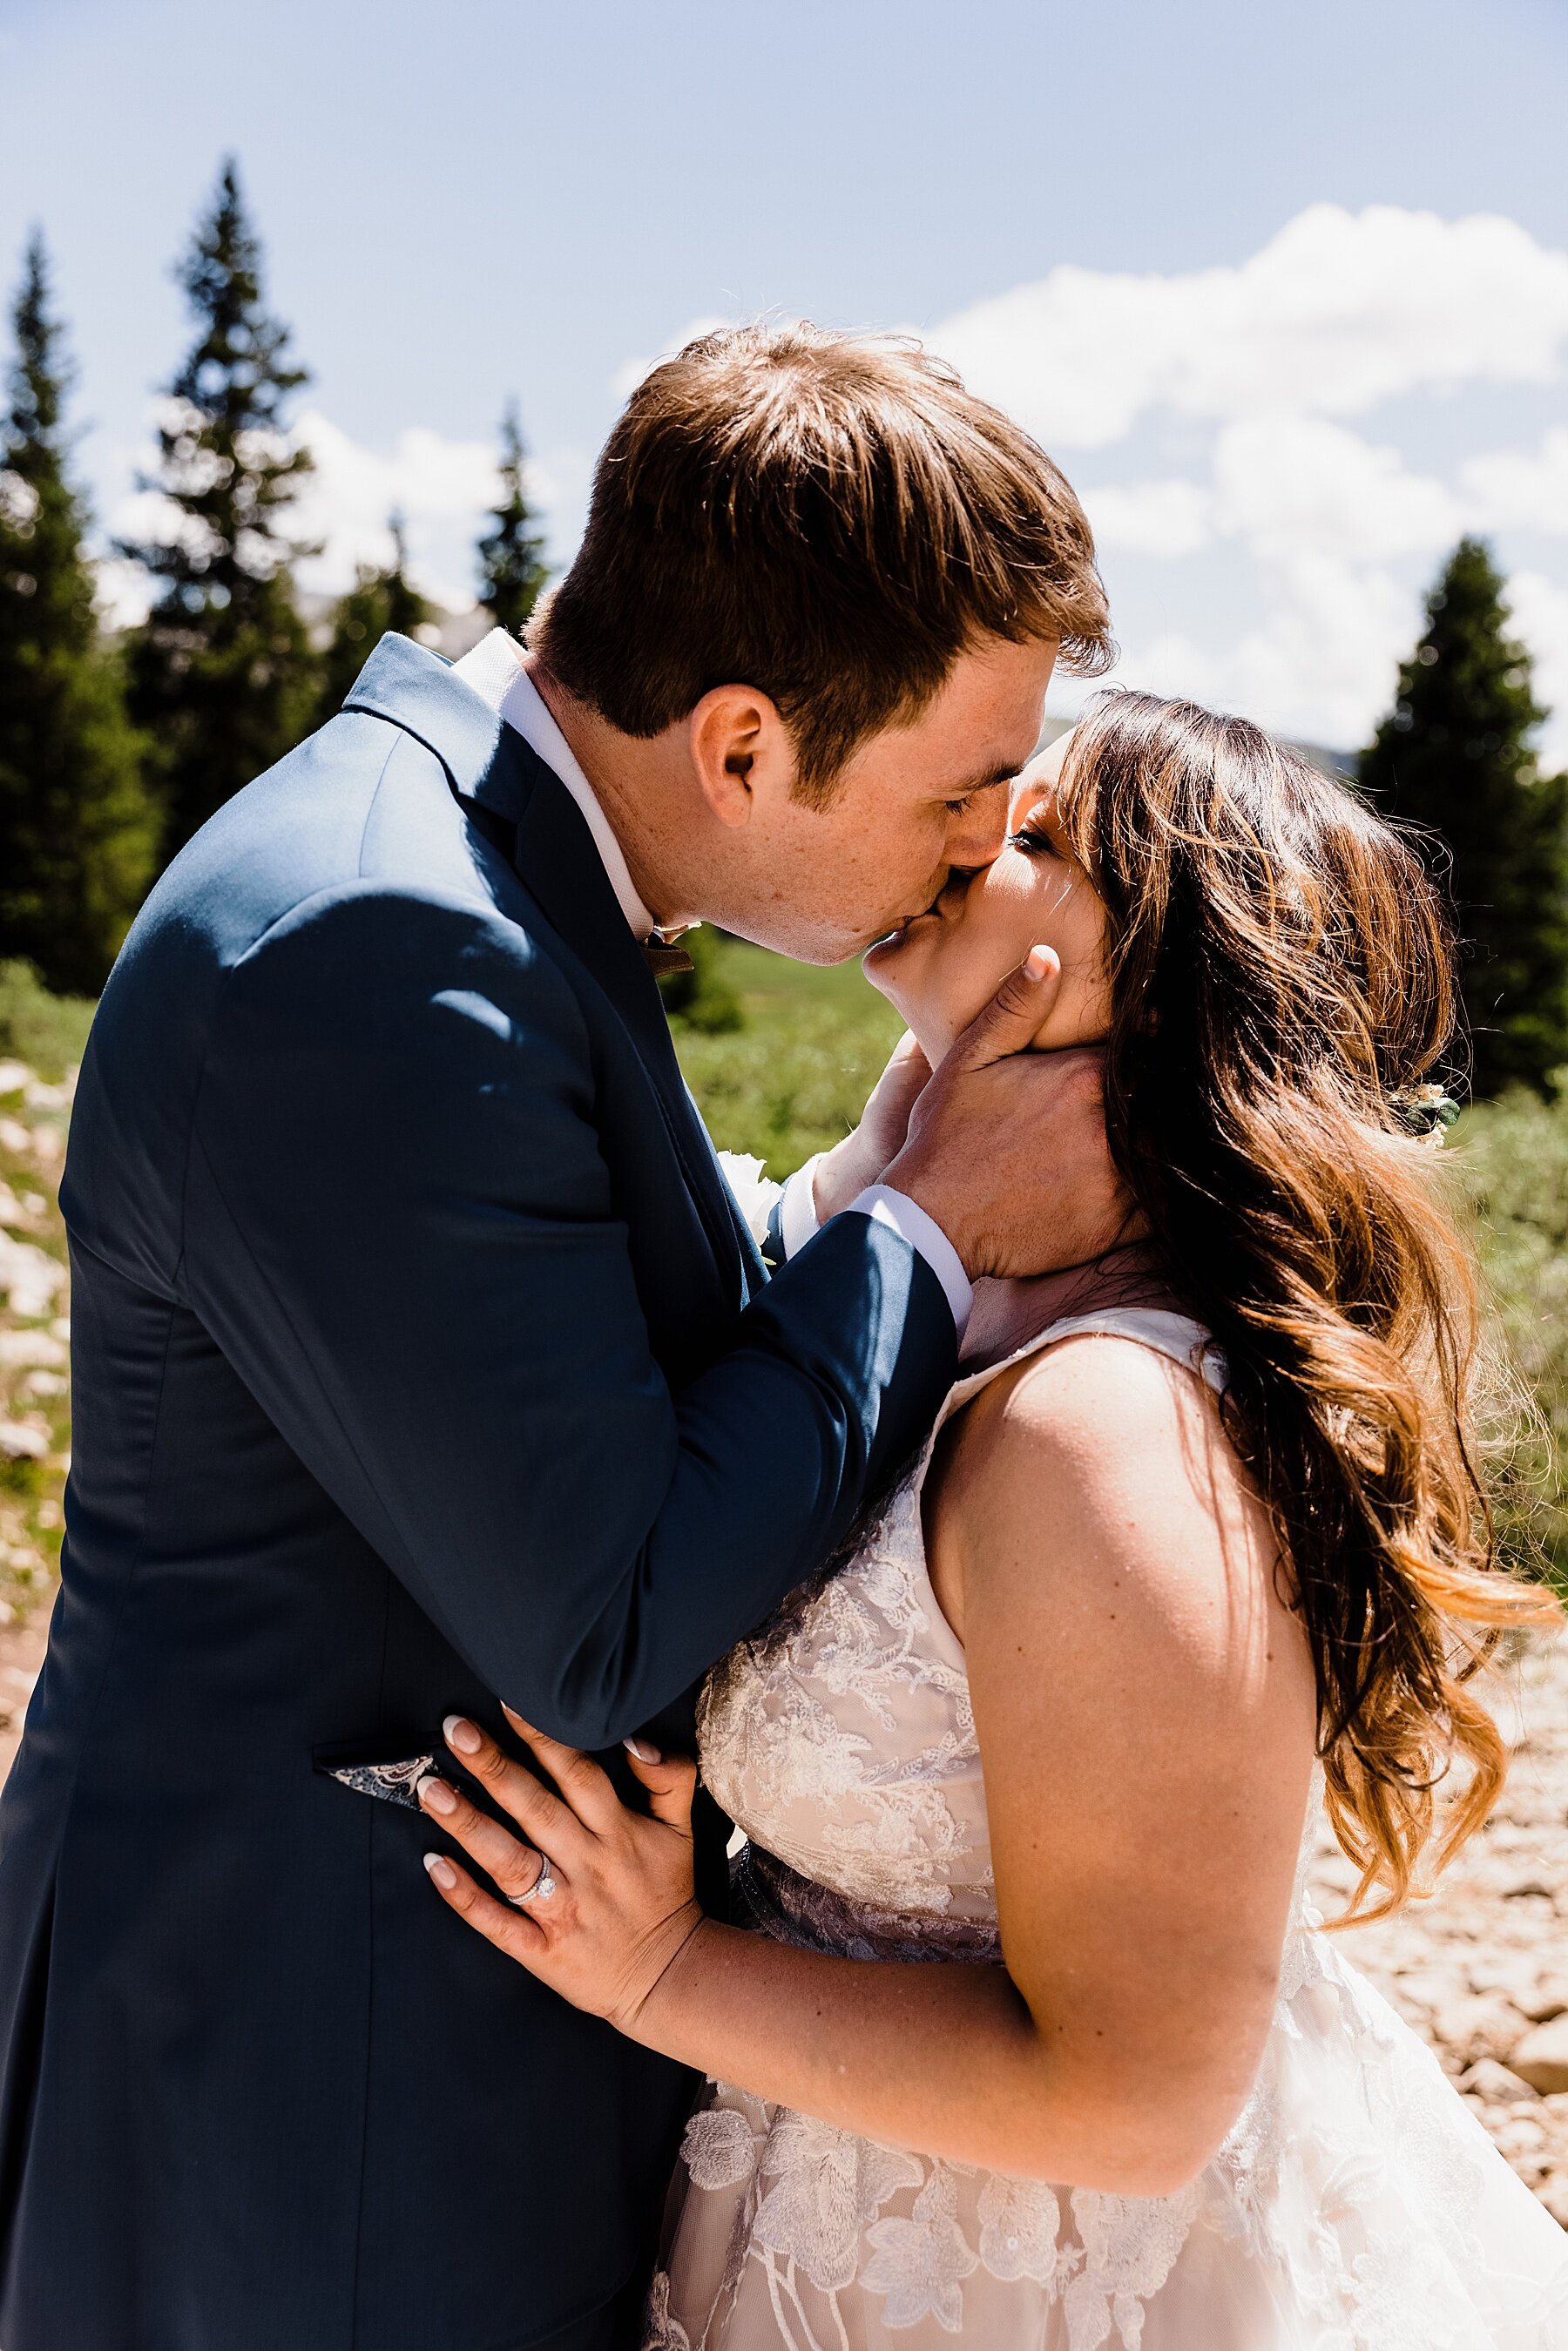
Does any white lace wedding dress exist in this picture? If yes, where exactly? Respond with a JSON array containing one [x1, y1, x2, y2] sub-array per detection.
[[643, 1310, 1568, 2350]]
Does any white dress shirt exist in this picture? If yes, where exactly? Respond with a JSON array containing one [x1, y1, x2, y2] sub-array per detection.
[[449, 628, 972, 1333], [453, 626, 657, 940]]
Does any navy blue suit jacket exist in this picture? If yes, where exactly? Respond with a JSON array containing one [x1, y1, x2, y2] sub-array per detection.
[[0, 637, 956, 2351]]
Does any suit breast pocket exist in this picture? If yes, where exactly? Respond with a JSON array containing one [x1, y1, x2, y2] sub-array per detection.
[[311, 1737, 436, 1811]]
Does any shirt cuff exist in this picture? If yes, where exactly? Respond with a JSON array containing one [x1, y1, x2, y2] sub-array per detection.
[[777, 1156, 825, 1259], [846, 1185, 974, 1337]]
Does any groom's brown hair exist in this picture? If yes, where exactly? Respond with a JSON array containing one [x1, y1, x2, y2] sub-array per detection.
[[530, 321, 1113, 802]]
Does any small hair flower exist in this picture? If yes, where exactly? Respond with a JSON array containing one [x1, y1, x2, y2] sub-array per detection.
[[1390, 1084, 1461, 1142]]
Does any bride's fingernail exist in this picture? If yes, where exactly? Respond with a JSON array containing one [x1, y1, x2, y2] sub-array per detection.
[[417, 1775, 457, 1816], [443, 1714, 482, 1755], [624, 1737, 661, 1764], [1024, 944, 1051, 980], [423, 1854, 458, 1891]]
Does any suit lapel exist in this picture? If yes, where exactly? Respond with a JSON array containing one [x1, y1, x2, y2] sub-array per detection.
[[341, 634, 754, 1301], [505, 743, 759, 1298]]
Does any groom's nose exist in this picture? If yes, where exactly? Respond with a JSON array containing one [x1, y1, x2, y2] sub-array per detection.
[[945, 782, 1013, 870]]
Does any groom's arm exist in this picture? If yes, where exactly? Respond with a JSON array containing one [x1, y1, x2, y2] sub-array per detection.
[[185, 886, 957, 1748]]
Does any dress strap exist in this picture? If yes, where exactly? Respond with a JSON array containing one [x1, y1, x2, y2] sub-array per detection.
[[936, 1307, 1225, 1440]]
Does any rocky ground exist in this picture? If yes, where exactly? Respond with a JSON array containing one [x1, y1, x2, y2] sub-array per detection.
[[0, 1057, 70, 1781], [1307, 1630, 1568, 2228]]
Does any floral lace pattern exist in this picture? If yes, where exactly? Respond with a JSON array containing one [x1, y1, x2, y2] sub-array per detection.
[[697, 1421, 994, 1935], [649, 1312, 1568, 2348]]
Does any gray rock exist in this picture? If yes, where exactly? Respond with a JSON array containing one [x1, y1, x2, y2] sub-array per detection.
[[1431, 1992, 1530, 2069], [1538, 2171, 1568, 2231], [0, 1329, 66, 1369], [1512, 2017, 1568, 2098], [1493, 2113, 1549, 2161], [1459, 2059, 1538, 2105]]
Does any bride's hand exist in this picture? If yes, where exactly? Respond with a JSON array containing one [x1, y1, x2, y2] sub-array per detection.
[[418, 1711, 704, 2036], [811, 1030, 933, 1219]]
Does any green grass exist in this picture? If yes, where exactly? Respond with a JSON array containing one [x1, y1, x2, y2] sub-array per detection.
[[669, 939, 904, 1177], [0, 961, 96, 1082], [1454, 1084, 1568, 1581]]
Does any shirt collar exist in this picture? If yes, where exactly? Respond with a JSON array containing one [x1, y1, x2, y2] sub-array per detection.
[[451, 628, 657, 942]]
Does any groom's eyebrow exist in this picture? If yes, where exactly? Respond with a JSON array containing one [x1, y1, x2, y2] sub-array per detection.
[[948, 762, 1019, 799]]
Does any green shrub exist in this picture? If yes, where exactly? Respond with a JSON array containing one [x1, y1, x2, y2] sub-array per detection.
[[1456, 1083, 1568, 1582], [0, 958, 94, 1078], [658, 926, 744, 1035]]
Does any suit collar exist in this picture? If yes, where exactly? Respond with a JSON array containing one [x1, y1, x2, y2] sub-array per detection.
[[341, 632, 513, 810], [342, 631, 659, 936], [339, 633, 642, 974], [341, 635, 648, 1024]]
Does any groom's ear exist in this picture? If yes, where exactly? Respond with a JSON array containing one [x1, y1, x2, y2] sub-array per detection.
[[687, 686, 798, 828]]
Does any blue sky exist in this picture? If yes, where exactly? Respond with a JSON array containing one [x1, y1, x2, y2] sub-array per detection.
[[4, 0, 1567, 754]]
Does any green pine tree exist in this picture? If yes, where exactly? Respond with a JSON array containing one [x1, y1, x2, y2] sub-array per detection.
[[0, 232, 158, 996], [316, 511, 432, 720], [1361, 538, 1568, 1098], [477, 400, 549, 637], [121, 159, 319, 860]]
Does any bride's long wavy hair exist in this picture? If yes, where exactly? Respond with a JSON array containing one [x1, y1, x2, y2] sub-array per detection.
[[1055, 692, 1558, 1923]]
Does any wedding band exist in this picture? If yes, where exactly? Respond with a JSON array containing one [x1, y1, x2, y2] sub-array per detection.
[[510, 1854, 557, 1906]]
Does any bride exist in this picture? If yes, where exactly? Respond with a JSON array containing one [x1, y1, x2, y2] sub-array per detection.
[[418, 691, 1568, 2348]]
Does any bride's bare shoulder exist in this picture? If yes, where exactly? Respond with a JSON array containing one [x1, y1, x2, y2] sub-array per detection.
[[980, 1324, 1230, 1476], [928, 1327, 1284, 1664]]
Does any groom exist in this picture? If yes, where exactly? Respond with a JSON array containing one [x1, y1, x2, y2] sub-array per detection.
[[0, 323, 1116, 2351]]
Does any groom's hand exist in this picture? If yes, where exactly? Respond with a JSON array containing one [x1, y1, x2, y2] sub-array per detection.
[[882, 946, 1134, 1282]]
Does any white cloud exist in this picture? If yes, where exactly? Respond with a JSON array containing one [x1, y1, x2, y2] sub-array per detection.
[[289, 412, 507, 608], [1082, 477, 1211, 558], [106, 409, 591, 619], [1209, 416, 1463, 564], [1098, 554, 1423, 753], [929, 204, 1568, 449], [921, 206, 1568, 752], [1463, 429, 1568, 537], [94, 554, 156, 632], [1081, 420, 1463, 574]]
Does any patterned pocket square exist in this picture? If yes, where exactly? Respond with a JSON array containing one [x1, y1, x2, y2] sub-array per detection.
[[326, 1754, 435, 1809]]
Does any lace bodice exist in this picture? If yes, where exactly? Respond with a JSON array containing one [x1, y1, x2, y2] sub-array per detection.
[[698, 1310, 1222, 1954], [650, 1310, 1568, 2349]]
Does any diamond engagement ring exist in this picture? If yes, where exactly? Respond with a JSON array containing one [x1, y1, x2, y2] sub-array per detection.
[[510, 1854, 557, 1906]]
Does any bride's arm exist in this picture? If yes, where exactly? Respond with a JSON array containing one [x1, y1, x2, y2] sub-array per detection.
[[422, 1338, 1318, 2198]]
